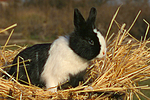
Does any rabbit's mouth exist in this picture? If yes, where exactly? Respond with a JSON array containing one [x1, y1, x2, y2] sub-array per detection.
[[96, 48, 107, 59]]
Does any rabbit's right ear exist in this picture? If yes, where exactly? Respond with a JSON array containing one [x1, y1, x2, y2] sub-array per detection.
[[74, 8, 85, 30], [86, 7, 97, 28]]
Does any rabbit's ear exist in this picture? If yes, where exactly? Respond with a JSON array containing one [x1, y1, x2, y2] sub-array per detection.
[[74, 8, 85, 30], [86, 7, 97, 27]]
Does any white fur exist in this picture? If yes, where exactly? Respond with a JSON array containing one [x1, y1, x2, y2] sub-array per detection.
[[41, 36, 89, 92], [93, 29, 106, 58]]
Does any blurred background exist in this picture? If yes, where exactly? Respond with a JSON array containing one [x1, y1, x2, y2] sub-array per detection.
[[0, 0, 149, 45]]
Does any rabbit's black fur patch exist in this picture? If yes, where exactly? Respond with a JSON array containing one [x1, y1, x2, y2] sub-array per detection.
[[8, 44, 51, 87]]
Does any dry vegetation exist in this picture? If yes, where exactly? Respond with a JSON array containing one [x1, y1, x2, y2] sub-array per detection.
[[0, 7, 149, 99]]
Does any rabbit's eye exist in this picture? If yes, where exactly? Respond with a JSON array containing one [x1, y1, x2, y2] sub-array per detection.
[[88, 39, 94, 45]]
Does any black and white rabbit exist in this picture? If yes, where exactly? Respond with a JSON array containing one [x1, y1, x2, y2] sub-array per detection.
[[8, 7, 106, 92]]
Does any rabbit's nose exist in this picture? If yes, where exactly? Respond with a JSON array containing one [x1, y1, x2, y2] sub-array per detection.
[[103, 52, 105, 55]]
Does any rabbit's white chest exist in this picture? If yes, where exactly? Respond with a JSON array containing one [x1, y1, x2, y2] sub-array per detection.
[[41, 36, 88, 91]]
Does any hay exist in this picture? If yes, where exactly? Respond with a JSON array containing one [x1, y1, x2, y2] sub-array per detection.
[[0, 8, 150, 99]]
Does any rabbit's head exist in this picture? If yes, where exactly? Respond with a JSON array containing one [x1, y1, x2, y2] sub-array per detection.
[[69, 7, 106, 60]]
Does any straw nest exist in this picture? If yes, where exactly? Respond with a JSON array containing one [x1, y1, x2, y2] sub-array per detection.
[[0, 8, 150, 100]]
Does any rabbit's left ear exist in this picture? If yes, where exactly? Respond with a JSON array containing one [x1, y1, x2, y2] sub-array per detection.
[[86, 7, 97, 28], [74, 8, 85, 30]]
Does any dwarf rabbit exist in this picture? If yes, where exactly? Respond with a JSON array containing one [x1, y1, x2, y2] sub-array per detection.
[[8, 7, 106, 92]]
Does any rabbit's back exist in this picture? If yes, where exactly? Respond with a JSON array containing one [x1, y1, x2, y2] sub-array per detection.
[[8, 43, 51, 87]]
